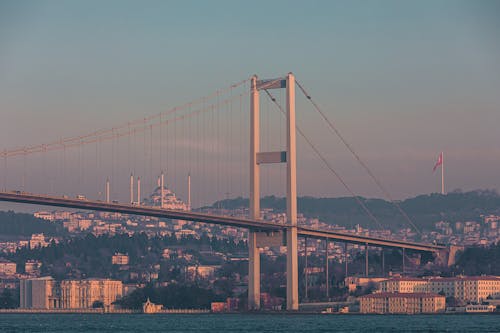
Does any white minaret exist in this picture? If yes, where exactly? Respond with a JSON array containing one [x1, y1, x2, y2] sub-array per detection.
[[105, 178, 110, 203], [187, 172, 191, 211], [137, 176, 141, 205], [130, 173, 134, 204], [160, 172, 165, 208]]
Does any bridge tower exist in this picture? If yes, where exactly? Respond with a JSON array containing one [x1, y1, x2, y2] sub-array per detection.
[[249, 73, 299, 311]]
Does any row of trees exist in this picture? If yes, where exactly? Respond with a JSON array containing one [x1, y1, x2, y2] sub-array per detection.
[[0, 210, 65, 237]]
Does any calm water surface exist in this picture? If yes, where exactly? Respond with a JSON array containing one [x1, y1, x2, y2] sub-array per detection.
[[1, 314, 499, 333]]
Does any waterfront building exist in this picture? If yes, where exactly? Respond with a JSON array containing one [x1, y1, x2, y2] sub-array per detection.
[[360, 292, 445, 314], [143, 298, 163, 313], [20, 276, 59, 309], [60, 279, 123, 309], [379, 276, 500, 303], [379, 277, 427, 293]]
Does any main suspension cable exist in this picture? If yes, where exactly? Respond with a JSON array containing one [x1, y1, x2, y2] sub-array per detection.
[[294, 79, 421, 236], [263, 89, 385, 231]]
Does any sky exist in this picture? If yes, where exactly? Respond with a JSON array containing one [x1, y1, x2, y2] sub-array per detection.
[[1, 0, 500, 209]]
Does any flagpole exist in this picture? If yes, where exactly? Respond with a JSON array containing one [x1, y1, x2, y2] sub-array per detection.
[[441, 152, 445, 195]]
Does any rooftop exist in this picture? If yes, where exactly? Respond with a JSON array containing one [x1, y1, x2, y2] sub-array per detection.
[[360, 292, 444, 299]]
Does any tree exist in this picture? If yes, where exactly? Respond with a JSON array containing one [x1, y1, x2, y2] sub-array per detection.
[[92, 300, 104, 308], [0, 289, 19, 309]]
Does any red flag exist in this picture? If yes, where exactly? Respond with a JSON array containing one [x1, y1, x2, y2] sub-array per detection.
[[433, 153, 443, 172]]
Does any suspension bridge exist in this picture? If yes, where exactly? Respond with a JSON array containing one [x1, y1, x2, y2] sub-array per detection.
[[1, 72, 450, 310]]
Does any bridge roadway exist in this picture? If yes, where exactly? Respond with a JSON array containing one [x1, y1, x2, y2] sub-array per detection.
[[0, 191, 445, 252]]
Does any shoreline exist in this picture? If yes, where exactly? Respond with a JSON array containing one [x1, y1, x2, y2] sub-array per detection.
[[0, 309, 498, 315]]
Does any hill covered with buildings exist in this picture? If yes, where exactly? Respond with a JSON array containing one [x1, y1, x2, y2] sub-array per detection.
[[212, 190, 500, 231]]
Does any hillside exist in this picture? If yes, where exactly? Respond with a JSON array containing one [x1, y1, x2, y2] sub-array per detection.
[[0, 210, 65, 238], [212, 190, 500, 231]]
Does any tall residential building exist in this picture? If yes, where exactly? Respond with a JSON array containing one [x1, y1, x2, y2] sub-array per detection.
[[360, 292, 445, 314], [20, 277, 59, 309], [60, 279, 123, 309]]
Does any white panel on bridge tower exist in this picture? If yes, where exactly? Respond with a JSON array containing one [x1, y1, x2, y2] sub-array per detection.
[[256, 78, 286, 90], [256, 151, 286, 164]]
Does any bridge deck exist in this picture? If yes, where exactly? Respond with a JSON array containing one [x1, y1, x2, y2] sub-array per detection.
[[0, 192, 445, 252]]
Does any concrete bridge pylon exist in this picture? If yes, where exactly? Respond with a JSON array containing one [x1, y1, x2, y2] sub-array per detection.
[[248, 73, 299, 311]]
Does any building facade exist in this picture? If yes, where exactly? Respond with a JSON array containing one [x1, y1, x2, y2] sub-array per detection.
[[379, 276, 500, 303], [0, 258, 16, 276], [60, 279, 123, 309], [112, 253, 129, 265], [360, 292, 445, 314], [20, 277, 122, 309], [379, 277, 428, 293], [20, 277, 59, 309], [344, 276, 388, 293]]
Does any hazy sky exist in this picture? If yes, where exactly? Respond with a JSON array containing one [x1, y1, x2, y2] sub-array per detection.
[[1, 0, 500, 208]]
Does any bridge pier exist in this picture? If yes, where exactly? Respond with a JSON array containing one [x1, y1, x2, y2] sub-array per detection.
[[248, 231, 260, 310], [248, 76, 261, 310], [304, 237, 308, 301], [365, 243, 369, 277], [381, 248, 385, 276], [344, 243, 348, 277], [402, 247, 405, 275], [325, 239, 329, 301], [251, 73, 299, 311], [285, 73, 299, 310]]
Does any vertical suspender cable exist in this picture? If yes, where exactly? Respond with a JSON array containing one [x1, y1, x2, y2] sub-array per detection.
[[3, 152, 7, 191], [150, 124, 153, 197], [295, 80, 421, 236], [264, 89, 384, 231]]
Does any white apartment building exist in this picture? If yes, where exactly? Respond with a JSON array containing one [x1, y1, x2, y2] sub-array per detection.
[[360, 292, 445, 314], [20, 277, 59, 309]]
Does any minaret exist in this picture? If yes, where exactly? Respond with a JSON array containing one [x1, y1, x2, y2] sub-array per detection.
[[137, 176, 141, 205], [187, 172, 191, 211], [105, 178, 110, 203], [160, 172, 165, 208], [130, 173, 134, 204]]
